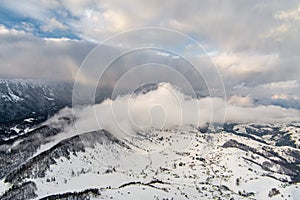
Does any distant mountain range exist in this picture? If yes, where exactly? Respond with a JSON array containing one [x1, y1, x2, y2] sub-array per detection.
[[0, 79, 74, 142], [0, 79, 113, 141], [0, 79, 73, 123]]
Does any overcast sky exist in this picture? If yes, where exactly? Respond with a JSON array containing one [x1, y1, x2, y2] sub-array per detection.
[[0, 0, 299, 109]]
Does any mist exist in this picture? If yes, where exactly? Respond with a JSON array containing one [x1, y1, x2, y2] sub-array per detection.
[[50, 82, 300, 139]]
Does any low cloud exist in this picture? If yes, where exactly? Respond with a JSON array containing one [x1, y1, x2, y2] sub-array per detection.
[[52, 83, 300, 138], [228, 95, 255, 107]]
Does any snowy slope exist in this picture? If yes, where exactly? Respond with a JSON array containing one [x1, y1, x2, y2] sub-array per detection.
[[1, 121, 300, 200], [1, 82, 300, 199]]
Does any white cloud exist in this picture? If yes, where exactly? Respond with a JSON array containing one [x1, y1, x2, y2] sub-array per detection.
[[56, 83, 300, 138], [264, 3, 300, 48], [263, 80, 299, 89], [102, 10, 128, 32], [275, 5, 300, 21], [1, 1, 300, 109], [271, 94, 300, 101], [13, 22, 35, 33], [0, 24, 26, 35], [214, 52, 279, 75], [156, 52, 170, 57], [228, 95, 255, 107], [41, 18, 67, 32], [230, 80, 300, 109]]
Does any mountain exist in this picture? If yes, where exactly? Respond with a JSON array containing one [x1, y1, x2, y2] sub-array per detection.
[[1, 80, 300, 200], [0, 79, 112, 142], [0, 79, 74, 142], [0, 79, 74, 123], [132, 83, 159, 95], [0, 111, 299, 199]]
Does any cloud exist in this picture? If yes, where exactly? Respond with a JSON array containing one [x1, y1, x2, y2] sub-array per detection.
[[211, 50, 300, 88], [264, 3, 300, 50], [230, 80, 300, 109], [1, 0, 55, 20], [228, 95, 255, 107], [263, 80, 299, 89], [0, 24, 25, 35], [0, 25, 94, 81], [40, 17, 67, 32], [52, 83, 300, 139], [271, 94, 300, 101], [0, 0, 295, 48], [214, 53, 279, 75], [0, 1, 300, 111]]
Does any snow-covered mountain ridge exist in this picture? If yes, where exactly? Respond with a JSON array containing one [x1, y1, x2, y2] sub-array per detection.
[[0, 118, 299, 199], [1, 81, 300, 199], [0, 79, 73, 143]]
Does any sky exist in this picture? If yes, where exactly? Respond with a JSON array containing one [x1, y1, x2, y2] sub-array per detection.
[[0, 0, 299, 109]]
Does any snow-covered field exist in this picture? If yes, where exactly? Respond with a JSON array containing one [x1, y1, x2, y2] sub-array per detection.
[[1, 123, 298, 200]]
